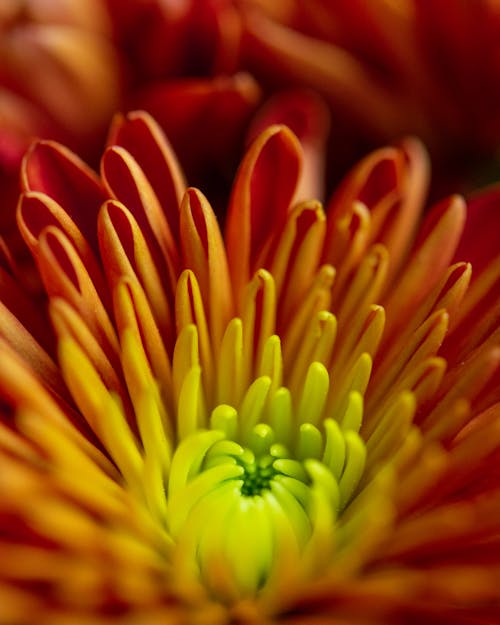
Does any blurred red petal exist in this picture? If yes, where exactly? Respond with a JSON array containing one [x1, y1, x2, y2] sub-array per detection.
[[136, 74, 261, 192]]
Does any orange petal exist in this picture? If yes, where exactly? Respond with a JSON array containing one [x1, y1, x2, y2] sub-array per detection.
[[49, 297, 130, 414], [4, 23, 120, 133], [382, 195, 466, 338], [180, 188, 234, 348], [335, 244, 388, 332], [266, 199, 326, 327], [17, 191, 109, 309], [35, 227, 119, 360], [226, 124, 302, 306], [241, 9, 400, 137], [98, 200, 174, 350], [107, 110, 186, 243], [0, 337, 111, 474], [423, 346, 500, 441], [282, 264, 335, 368], [113, 278, 173, 414], [324, 139, 429, 282], [0, 303, 64, 399], [175, 270, 214, 402], [444, 256, 500, 364], [101, 145, 180, 291], [241, 269, 277, 385], [367, 310, 450, 424], [287, 311, 337, 398]]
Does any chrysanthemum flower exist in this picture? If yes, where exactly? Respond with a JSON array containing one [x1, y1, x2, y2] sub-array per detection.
[[0, 111, 499, 624]]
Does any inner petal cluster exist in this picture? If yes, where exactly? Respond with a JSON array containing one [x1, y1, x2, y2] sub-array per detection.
[[166, 373, 366, 602]]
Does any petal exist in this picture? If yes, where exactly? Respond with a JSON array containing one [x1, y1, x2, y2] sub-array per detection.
[[98, 199, 175, 350], [175, 270, 214, 403], [454, 185, 500, 276], [35, 227, 119, 361], [247, 90, 330, 202], [179, 188, 234, 348], [382, 195, 466, 338], [21, 140, 106, 252], [101, 145, 180, 290], [114, 278, 173, 415], [0, 261, 54, 356], [226, 124, 302, 306], [324, 138, 429, 282], [49, 297, 130, 416], [0, 306, 63, 399], [136, 74, 261, 181], [17, 191, 109, 308], [4, 24, 120, 132], [241, 8, 404, 137], [266, 199, 326, 328], [107, 110, 186, 244]]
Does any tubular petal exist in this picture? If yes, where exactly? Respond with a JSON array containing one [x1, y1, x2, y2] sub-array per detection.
[[264, 200, 326, 320], [98, 200, 175, 348], [37, 227, 119, 358], [114, 278, 173, 411], [226, 124, 302, 304], [383, 194, 466, 335], [175, 270, 214, 399], [107, 111, 186, 242], [18, 191, 108, 307], [50, 297, 128, 409], [180, 188, 233, 348], [21, 140, 106, 251]]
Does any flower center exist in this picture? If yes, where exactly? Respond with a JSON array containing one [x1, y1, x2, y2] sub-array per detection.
[[239, 451, 277, 496], [165, 384, 368, 604]]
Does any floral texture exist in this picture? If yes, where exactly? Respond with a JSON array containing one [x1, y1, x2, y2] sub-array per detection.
[[0, 0, 120, 157], [237, 0, 500, 188], [0, 0, 319, 248], [0, 0, 121, 264], [0, 111, 499, 625], [4, 0, 500, 235]]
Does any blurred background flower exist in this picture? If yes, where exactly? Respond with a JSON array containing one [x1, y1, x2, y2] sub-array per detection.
[[4, 0, 500, 232], [237, 0, 500, 194], [0, 112, 498, 624], [0, 0, 122, 268]]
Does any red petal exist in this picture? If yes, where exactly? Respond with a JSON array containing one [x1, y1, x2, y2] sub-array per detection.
[[136, 74, 261, 188], [107, 111, 186, 243], [21, 141, 106, 253], [453, 185, 500, 276], [225, 124, 302, 306], [247, 90, 330, 202]]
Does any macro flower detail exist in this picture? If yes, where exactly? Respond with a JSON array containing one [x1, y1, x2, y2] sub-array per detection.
[[0, 111, 499, 624], [238, 0, 500, 162]]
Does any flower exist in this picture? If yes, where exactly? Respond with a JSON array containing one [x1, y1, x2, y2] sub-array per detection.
[[0, 110, 499, 624], [237, 0, 500, 190]]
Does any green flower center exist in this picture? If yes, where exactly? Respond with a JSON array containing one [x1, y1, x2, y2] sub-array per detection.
[[239, 451, 277, 496], [166, 379, 368, 604]]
